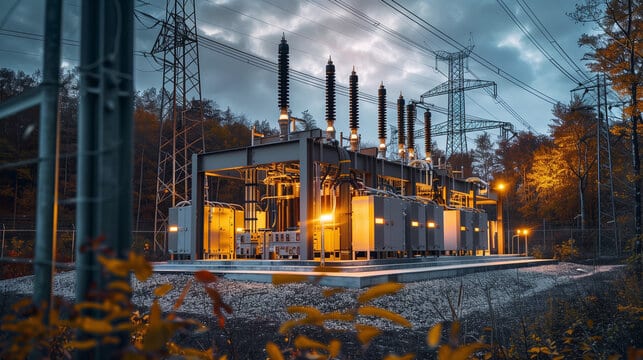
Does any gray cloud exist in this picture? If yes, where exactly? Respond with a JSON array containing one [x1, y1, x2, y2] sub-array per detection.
[[0, 0, 595, 147]]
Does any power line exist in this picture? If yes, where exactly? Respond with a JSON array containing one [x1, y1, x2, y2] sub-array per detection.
[[381, 0, 560, 105], [496, 0, 581, 84]]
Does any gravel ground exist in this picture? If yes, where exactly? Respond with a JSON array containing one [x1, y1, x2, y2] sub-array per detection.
[[0, 262, 626, 359]]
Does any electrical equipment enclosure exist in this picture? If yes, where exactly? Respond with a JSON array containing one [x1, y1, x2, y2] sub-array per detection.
[[352, 195, 406, 254]]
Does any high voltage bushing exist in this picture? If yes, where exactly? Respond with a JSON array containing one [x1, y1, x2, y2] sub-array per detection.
[[378, 82, 386, 140], [278, 34, 289, 111], [397, 93, 405, 146], [349, 67, 359, 131], [325, 57, 336, 131], [407, 103, 416, 155], [425, 110, 432, 158]]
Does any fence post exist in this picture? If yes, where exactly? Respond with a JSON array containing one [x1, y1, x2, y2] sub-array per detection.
[[1, 224, 4, 259]]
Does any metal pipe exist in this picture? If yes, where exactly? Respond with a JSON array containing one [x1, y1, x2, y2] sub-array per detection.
[[33, 0, 62, 312]]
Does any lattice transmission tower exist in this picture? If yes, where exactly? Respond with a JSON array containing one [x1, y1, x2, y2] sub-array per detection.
[[573, 74, 620, 257], [421, 49, 496, 160], [151, 0, 205, 252]]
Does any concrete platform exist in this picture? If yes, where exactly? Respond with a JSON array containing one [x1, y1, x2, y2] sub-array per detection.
[[153, 256, 557, 288]]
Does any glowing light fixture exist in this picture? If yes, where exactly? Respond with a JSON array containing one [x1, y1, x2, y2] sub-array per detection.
[[236, 227, 245, 233], [474, 227, 480, 232], [375, 217, 385, 225], [168, 225, 179, 232], [460, 226, 467, 231], [427, 221, 436, 228], [411, 221, 419, 227], [320, 214, 333, 223]]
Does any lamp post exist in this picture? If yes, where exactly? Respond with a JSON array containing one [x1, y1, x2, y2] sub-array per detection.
[[517, 229, 529, 256], [320, 214, 333, 267], [495, 182, 507, 254]]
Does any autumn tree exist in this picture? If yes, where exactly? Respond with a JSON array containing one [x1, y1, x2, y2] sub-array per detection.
[[527, 99, 599, 237], [471, 132, 499, 182], [570, 0, 642, 239], [494, 131, 550, 226]]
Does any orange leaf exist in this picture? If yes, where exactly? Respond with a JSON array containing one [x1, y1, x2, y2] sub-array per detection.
[[328, 339, 341, 358], [358, 306, 411, 328], [272, 273, 308, 285], [154, 283, 174, 297], [294, 335, 327, 350], [427, 323, 442, 348], [266, 341, 284, 360], [358, 282, 403, 303], [172, 279, 192, 312], [355, 324, 381, 345], [194, 270, 218, 284], [66, 339, 98, 350]]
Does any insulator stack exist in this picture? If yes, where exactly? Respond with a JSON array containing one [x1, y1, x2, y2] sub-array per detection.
[[278, 34, 290, 138], [349, 67, 359, 131], [377, 82, 387, 159], [424, 110, 432, 162], [325, 56, 336, 140], [349, 67, 359, 151], [397, 93, 405, 158], [407, 103, 416, 160], [278, 34, 289, 111]]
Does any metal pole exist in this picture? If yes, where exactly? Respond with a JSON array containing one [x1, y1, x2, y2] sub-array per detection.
[[33, 0, 62, 311], [320, 221, 325, 267], [70, 224, 75, 263], [1, 224, 5, 259]]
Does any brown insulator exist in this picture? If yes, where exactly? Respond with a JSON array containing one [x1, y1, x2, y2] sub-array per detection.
[[424, 110, 432, 161], [325, 56, 336, 139], [349, 67, 359, 131], [397, 93, 405, 147], [378, 82, 386, 140], [406, 103, 416, 159], [278, 34, 289, 112]]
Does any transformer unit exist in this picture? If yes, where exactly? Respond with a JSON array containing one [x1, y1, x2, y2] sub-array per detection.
[[472, 212, 489, 253], [425, 202, 445, 253], [352, 195, 406, 257], [168, 206, 192, 257]]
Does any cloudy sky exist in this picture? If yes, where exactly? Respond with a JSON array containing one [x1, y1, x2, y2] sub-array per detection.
[[0, 0, 602, 150]]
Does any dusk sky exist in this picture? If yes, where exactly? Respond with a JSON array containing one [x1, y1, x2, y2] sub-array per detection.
[[0, 0, 611, 151]]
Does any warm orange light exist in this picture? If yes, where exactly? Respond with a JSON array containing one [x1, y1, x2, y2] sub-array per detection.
[[168, 225, 179, 232], [375, 217, 385, 225], [460, 226, 467, 231], [320, 214, 333, 223], [496, 182, 506, 191], [411, 221, 419, 227], [236, 227, 245, 233], [427, 221, 436, 228], [474, 227, 480, 232]]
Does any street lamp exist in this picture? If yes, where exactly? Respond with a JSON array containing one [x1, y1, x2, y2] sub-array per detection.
[[320, 213, 333, 267], [494, 182, 507, 254], [517, 229, 529, 256]]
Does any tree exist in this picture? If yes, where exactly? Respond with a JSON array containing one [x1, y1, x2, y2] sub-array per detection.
[[472, 132, 499, 182], [570, 0, 642, 239]]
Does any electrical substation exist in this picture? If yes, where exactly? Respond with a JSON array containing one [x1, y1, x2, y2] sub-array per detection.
[[164, 35, 504, 262]]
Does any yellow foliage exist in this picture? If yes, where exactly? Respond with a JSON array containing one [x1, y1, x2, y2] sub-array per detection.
[[129, 252, 153, 281], [153, 283, 174, 297], [382, 354, 415, 360], [427, 323, 442, 348], [294, 334, 328, 350], [66, 338, 98, 350], [265, 341, 285, 360], [358, 305, 412, 328], [78, 317, 114, 335], [357, 282, 404, 304], [355, 323, 381, 345], [271, 273, 309, 285]]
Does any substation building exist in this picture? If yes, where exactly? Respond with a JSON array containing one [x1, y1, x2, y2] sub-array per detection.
[[168, 36, 503, 261]]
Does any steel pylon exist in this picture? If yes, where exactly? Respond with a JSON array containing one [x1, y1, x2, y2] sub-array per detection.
[[421, 49, 496, 160], [151, 0, 205, 252]]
